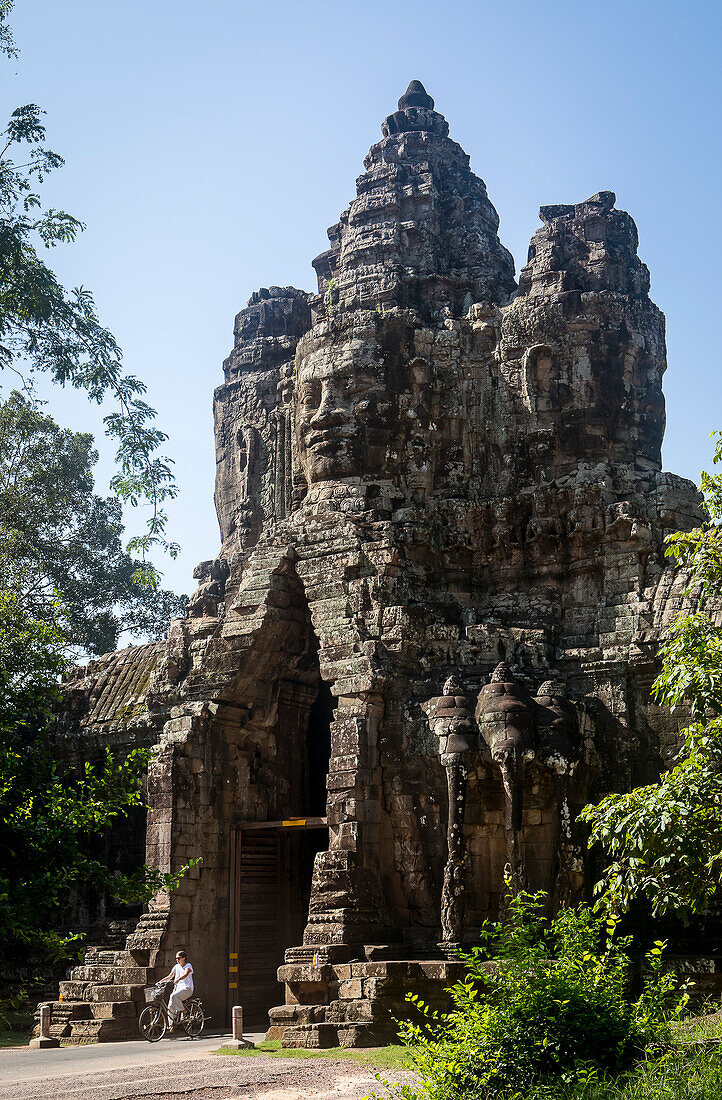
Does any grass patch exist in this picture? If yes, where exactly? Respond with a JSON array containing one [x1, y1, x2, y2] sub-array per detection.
[[675, 1011, 722, 1044], [0, 1029, 30, 1049], [214, 1039, 411, 1070], [530, 1046, 722, 1099]]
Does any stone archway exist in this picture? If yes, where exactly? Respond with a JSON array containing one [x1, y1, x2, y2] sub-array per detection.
[[229, 672, 333, 1027]]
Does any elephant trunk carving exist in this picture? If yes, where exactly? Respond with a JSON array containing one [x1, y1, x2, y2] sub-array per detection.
[[475, 662, 536, 896], [423, 675, 477, 949], [424, 662, 593, 943]]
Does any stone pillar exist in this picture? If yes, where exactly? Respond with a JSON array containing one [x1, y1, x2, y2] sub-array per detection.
[[300, 691, 392, 952], [29, 1004, 58, 1048], [423, 676, 478, 951], [440, 756, 468, 946], [126, 701, 229, 1023]]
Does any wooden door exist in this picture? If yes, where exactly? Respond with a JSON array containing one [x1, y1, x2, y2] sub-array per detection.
[[236, 829, 281, 1025]]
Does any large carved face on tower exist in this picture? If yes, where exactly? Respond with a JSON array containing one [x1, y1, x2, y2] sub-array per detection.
[[295, 337, 395, 484]]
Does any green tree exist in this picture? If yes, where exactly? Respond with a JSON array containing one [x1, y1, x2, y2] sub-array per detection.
[[0, 390, 185, 656], [0, 572, 197, 990], [581, 433, 722, 917], [0, 2, 195, 994], [0, 589, 198, 977], [0, 0, 177, 572]]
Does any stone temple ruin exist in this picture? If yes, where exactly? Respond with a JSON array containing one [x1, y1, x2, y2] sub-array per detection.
[[49, 81, 706, 1046]]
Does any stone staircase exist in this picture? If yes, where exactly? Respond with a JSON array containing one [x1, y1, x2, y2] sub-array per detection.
[[33, 946, 158, 1045]]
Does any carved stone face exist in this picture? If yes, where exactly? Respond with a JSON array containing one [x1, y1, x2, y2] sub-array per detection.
[[295, 341, 393, 484]]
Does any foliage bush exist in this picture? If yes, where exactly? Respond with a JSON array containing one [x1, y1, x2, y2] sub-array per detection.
[[373, 889, 687, 1100]]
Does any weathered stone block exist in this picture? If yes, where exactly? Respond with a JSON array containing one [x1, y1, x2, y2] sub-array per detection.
[[338, 979, 363, 999]]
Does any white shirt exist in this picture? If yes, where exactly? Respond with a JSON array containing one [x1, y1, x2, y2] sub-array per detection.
[[171, 962, 194, 993]]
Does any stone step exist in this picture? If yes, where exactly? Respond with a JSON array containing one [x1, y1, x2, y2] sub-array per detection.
[[267, 1005, 327, 1042], [115, 966, 158, 985], [59, 981, 145, 1003], [278, 963, 335, 984], [69, 964, 156, 984], [83, 949, 126, 965], [126, 913, 167, 954], [43, 1001, 92, 1021], [64, 1018, 138, 1044], [69, 965, 116, 983], [32, 999, 139, 1045], [326, 998, 390, 1024], [281, 1023, 339, 1049], [336, 1021, 398, 1048], [84, 950, 137, 967], [47, 1023, 72, 1040], [280, 1018, 397, 1049], [90, 1001, 138, 1020]]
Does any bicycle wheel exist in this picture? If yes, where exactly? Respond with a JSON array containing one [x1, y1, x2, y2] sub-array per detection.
[[182, 999, 205, 1038], [139, 1003, 167, 1042]]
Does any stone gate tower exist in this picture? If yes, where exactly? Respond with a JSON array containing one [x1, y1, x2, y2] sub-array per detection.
[[55, 82, 702, 1046]]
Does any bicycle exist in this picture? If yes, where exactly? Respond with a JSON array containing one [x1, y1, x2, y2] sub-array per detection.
[[138, 981, 205, 1042]]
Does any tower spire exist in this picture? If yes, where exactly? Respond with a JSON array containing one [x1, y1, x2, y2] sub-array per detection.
[[398, 79, 434, 111], [382, 80, 446, 138], [312, 77, 516, 319]]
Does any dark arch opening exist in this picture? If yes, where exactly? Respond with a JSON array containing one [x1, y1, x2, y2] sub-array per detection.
[[232, 621, 333, 1027], [306, 679, 333, 817]]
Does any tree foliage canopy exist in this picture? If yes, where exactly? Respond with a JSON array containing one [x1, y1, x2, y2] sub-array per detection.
[[0, 0, 177, 571], [0, 390, 185, 655], [0, 587, 199, 971], [581, 433, 722, 917], [0, 3, 195, 983]]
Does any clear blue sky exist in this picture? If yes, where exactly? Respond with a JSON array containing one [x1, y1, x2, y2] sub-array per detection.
[[4, 0, 721, 601]]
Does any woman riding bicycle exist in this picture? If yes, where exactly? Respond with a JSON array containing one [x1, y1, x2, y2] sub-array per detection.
[[159, 950, 194, 1026]]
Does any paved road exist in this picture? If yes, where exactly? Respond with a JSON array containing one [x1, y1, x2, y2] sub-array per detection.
[[0, 1034, 406, 1100], [0, 1031, 240, 1083]]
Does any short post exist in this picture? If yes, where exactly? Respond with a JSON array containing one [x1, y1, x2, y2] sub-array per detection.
[[29, 1003, 59, 1049], [231, 1003, 253, 1049]]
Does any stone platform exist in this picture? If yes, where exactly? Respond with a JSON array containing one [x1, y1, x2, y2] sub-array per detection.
[[269, 958, 467, 1048], [269, 952, 722, 1049]]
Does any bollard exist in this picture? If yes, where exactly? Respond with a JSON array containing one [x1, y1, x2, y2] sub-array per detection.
[[29, 1002, 59, 1049], [231, 1003, 253, 1048]]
